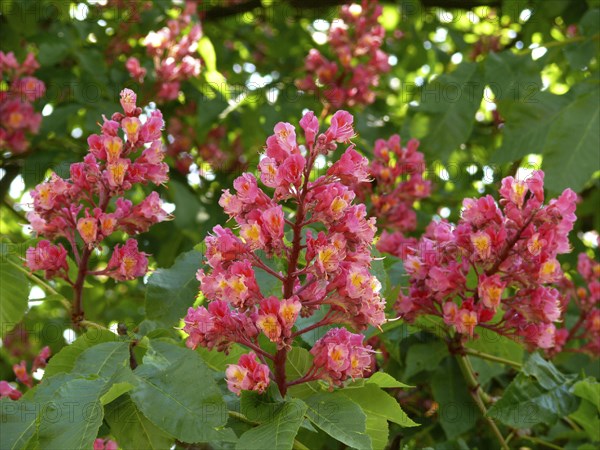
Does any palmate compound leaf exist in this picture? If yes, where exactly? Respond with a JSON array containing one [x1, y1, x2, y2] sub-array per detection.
[[2, 339, 136, 450], [488, 353, 579, 428], [130, 340, 236, 444]]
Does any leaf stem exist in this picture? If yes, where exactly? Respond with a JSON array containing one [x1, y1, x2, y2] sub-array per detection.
[[455, 351, 509, 450], [463, 347, 522, 370], [7, 259, 71, 310], [521, 436, 564, 450]]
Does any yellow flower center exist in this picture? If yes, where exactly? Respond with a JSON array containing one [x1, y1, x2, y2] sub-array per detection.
[[8, 111, 23, 128]]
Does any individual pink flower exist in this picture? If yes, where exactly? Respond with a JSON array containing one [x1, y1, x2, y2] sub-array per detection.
[[94, 438, 119, 450], [327, 146, 369, 185], [32, 346, 51, 372], [226, 352, 270, 395], [12, 361, 33, 388], [478, 275, 505, 310], [119, 88, 137, 115], [0, 381, 22, 400], [25, 240, 68, 278], [325, 110, 355, 143], [106, 239, 148, 281], [310, 328, 373, 386]]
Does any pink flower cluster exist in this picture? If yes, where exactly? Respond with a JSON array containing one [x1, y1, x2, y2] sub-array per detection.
[[25, 89, 170, 283], [396, 171, 577, 349], [184, 110, 381, 394], [0, 51, 45, 154], [553, 252, 600, 356], [296, 0, 391, 108], [0, 346, 50, 401], [352, 135, 431, 258], [126, 1, 202, 101]]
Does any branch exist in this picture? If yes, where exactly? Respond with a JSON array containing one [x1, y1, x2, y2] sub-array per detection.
[[463, 347, 522, 370], [455, 352, 509, 450]]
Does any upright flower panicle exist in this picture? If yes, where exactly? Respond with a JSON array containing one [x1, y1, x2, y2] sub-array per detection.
[[24, 89, 170, 324], [184, 110, 382, 395], [296, 0, 391, 108], [351, 134, 431, 258], [396, 171, 577, 350], [126, 1, 202, 101], [0, 51, 45, 154]]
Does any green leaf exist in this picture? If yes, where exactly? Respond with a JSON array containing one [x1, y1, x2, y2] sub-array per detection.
[[465, 331, 524, 364], [130, 341, 235, 443], [488, 353, 579, 428], [72, 341, 130, 379], [38, 42, 70, 66], [196, 343, 247, 371], [304, 392, 371, 449], [543, 90, 600, 192], [404, 340, 449, 379], [341, 385, 418, 450], [0, 259, 30, 337], [484, 51, 542, 102], [36, 376, 107, 449], [1, 399, 37, 450], [285, 347, 321, 399], [366, 372, 413, 389], [145, 250, 201, 328], [431, 357, 479, 439], [105, 394, 173, 450], [198, 36, 217, 72], [411, 62, 485, 160], [237, 398, 308, 450], [44, 329, 119, 378], [569, 377, 600, 442], [493, 91, 572, 163]]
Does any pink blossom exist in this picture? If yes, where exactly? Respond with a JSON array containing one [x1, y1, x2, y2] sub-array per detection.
[[226, 352, 270, 395], [13, 361, 32, 388], [478, 274, 505, 309], [327, 146, 369, 184], [325, 110, 354, 143], [106, 239, 148, 281], [25, 240, 68, 278], [0, 381, 21, 400], [311, 328, 373, 385], [299, 110, 319, 147], [119, 88, 137, 115]]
